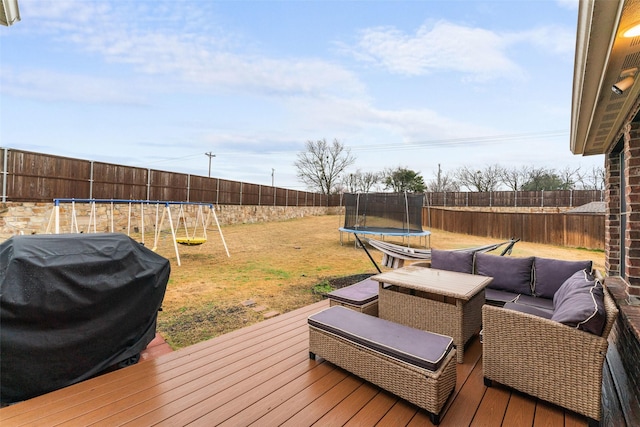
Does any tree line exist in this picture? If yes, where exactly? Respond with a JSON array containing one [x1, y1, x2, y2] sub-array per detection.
[[294, 139, 605, 195]]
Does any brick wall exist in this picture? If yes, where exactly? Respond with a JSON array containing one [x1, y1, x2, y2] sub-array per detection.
[[607, 150, 622, 275], [625, 122, 640, 299]]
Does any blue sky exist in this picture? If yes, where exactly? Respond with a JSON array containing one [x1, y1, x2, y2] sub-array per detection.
[[0, 0, 601, 190]]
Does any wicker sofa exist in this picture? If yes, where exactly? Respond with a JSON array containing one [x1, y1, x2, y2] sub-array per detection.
[[431, 249, 620, 425], [482, 278, 617, 426]]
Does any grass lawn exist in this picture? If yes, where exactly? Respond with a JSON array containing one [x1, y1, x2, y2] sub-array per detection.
[[150, 214, 605, 349]]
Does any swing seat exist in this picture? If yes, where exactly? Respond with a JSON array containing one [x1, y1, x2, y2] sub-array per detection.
[[175, 237, 207, 246]]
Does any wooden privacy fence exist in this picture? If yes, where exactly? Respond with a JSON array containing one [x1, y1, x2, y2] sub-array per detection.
[[425, 189, 604, 208], [424, 207, 605, 250], [0, 148, 342, 206], [0, 148, 605, 210]]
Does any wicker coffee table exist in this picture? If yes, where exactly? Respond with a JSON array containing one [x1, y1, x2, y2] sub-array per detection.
[[372, 265, 493, 363]]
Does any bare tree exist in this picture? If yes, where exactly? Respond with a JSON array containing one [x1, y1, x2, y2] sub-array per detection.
[[500, 165, 531, 191], [427, 164, 459, 192], [341, 170, 380, 193], [294, 139, 356, 195], [455, 164, 503, 191], [578, 165, 605, 190], [342, 172, 358, 193], [557, 165, 581, 190]]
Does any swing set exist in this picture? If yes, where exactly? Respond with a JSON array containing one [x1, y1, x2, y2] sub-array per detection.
[[46, 199, 230, 266]]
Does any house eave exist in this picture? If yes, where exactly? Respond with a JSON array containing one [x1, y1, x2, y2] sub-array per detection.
[[571, 0, 640, 156]]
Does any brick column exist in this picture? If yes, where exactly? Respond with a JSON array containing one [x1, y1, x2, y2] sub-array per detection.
[[606, 151, 621, 276], [624, 121, 640, 299]]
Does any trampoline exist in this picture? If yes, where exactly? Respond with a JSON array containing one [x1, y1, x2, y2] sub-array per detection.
[[339, 192, 430, 248]]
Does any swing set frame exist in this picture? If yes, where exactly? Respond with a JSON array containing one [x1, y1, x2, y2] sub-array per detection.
[[46, 198, 230, 266]]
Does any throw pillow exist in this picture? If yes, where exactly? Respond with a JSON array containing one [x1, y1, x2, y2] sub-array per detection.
[[430, 249, 474, 274], [533, 257, 593, 299], [476, 253, 534, 295], [551, 270, 606, 336]]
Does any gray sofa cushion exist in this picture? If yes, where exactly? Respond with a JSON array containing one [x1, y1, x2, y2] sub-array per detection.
[[327, 278, 378, 306], [533, 257, 593, 299], [503, 302, 554, 319], [430, 249, 474, 274], [308, 306, 454, 372], [551, 270, 606, 336], [484, 288, 519, 306], [476, 253, 534, 295], [514, 294, 555, 311]]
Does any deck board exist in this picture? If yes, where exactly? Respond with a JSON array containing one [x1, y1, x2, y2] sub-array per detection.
[[0, 299, 613, 426], [503, 393, 535, 426]]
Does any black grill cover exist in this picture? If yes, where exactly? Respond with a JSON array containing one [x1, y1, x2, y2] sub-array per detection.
[[0, 233, 171, 404]]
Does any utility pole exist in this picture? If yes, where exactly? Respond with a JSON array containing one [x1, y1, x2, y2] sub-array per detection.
[[205, 152, 216, 178], [271, 168, 275, 186]]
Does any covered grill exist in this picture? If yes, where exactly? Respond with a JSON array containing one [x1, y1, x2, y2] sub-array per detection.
[[0, 233, 170, 404]]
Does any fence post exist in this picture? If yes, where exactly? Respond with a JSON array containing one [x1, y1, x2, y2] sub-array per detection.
[[146, 168, 151, 201], [570, 189, 572, 207], [216, 178, 220, 205], [187, 174, 191, 202], [515, 191, 517, 207], [1, 148, 7, 202], [89, 161, 94, 199], [240, 182, 243, 205], [541, 190, 544, 208], [258, 185, 262, 206]]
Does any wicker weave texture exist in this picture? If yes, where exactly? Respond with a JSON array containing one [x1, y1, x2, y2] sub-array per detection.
[[329, 299, 379, 317], [378, 286, 484, 363], [482, 287, 619, 422], [309, 327, 456, 416]]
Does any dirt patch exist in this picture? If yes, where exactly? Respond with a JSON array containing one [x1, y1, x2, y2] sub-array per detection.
[[328, 273, 375, 289]]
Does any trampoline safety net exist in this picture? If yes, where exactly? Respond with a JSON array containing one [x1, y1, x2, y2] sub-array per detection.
[[342, 192, 424, 234]]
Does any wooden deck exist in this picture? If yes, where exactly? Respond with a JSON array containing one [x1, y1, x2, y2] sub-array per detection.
[[0, 300, 611, 426]]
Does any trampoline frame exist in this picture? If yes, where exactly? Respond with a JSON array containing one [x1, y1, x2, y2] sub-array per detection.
[[339, 227, 431, 248]]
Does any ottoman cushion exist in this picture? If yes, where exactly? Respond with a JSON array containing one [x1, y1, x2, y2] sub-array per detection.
[[308, 306, 454, 372], [327, 278, 378, 306]]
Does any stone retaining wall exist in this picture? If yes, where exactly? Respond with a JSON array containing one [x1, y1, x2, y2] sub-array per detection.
[[0, 202, 340, 239]]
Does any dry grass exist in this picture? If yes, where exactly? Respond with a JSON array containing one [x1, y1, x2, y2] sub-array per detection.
[[149, 214, 605, 349]]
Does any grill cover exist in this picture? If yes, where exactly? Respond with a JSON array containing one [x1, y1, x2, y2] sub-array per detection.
[[0, 233, 171, 404]]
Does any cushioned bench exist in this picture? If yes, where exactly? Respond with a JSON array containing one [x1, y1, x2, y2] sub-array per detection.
[[308, 306, 456, 424], [326, 278, 378, 316]]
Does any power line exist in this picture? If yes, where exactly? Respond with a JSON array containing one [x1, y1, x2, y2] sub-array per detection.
[[131, 130, 570, 165]]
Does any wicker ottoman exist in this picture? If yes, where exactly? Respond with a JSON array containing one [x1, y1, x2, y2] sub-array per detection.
[[327, 278, 378, 316], [308, 306, 456, 425]]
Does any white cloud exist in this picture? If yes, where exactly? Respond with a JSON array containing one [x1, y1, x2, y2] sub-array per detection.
[[0, 67, 146, 104], [285, 96, 494, 147], [556, 0, 579, 11], [343, 20, 522, 80], [343, 19, 576, 80], [21, 0, 365, 100], [508, 25, 576, 55]]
